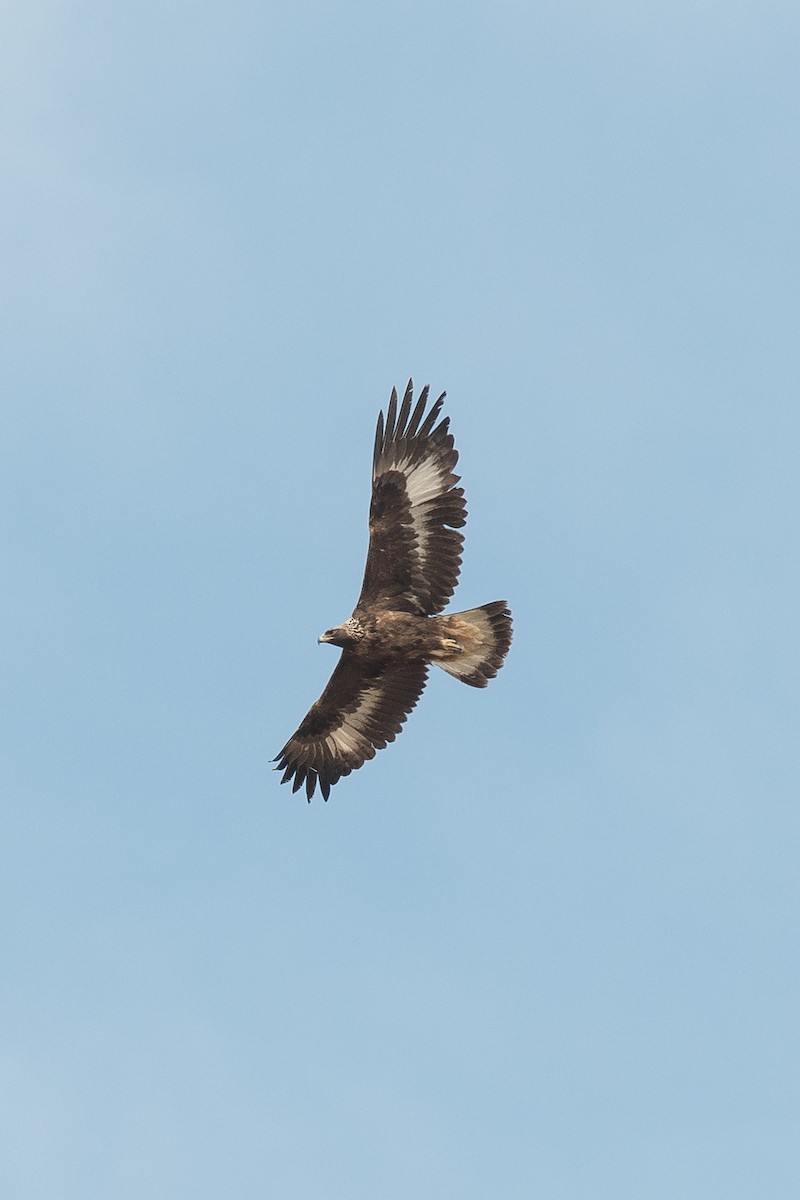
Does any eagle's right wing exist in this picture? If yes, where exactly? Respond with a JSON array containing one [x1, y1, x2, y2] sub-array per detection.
[[355, 381, 466, 617], [273, 654, 429, 801]]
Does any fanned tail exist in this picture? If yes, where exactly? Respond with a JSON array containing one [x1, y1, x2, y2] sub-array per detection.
[[432, 601, 513, 688]]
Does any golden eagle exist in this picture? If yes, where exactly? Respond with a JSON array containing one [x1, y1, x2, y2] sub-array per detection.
[[274, 381, 512, 800]]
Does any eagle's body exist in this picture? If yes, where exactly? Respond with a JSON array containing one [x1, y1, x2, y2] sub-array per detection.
[[320, 607, 510, 673], [320, 610, 460, 660], [274, 382, 513, 800]]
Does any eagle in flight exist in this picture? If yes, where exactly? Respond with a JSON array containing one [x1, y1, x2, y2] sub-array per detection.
[[274, 381, 513, 801]]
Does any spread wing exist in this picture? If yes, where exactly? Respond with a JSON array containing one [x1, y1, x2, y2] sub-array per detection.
[[355, 380, 466, 616], [273, 655, 429, 801]]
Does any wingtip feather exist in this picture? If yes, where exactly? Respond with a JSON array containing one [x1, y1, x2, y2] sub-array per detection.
[[418, 392, 446, 438], [373, 409, 385, 471], [385, 387, 398, 442], [397, 380, 413, 437], [406, 384, 429, 438]]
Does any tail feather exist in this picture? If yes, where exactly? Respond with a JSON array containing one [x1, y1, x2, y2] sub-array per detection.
[[433, 601, 513, 688]]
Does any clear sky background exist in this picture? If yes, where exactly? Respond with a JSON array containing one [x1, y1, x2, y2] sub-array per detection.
[[2, 3, 799, 1197]]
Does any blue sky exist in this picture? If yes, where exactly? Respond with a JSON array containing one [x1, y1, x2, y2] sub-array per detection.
[[2, 2, 799, 1196]]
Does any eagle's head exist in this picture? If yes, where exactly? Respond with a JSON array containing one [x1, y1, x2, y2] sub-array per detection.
[[318, 617, 364, 648]]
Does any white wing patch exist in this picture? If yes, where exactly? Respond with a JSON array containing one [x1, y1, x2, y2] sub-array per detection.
[[330, 680, 386, 756], [400, 456, 448, 506], [386, 451, 451, 569]]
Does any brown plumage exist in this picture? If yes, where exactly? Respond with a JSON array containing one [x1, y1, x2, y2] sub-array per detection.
[[274, 381, 513, 800]]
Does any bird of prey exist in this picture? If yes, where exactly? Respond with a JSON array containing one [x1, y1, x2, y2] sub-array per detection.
[[274, 381, 512, 800]]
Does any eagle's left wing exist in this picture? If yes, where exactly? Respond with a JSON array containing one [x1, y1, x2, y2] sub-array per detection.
[[355, 380, 466, 616], [273, 653, 429, 801]]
